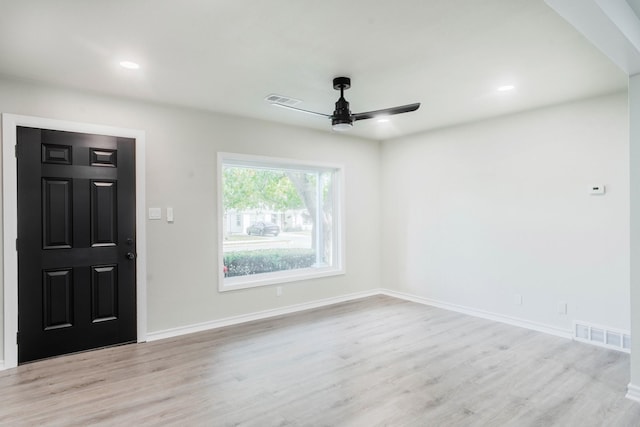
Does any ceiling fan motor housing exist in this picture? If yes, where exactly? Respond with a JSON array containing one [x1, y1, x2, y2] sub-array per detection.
[[332, 96, 352, 123]]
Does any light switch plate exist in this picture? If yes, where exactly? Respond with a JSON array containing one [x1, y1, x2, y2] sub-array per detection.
[[148, 207, 162, 220], [167, 207, 174, 223]]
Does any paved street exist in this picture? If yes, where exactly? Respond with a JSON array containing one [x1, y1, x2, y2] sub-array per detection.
[[223, 232, 311, 252]]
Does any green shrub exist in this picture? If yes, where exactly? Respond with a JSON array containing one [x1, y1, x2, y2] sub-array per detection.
[[224, 248, 316, 277]]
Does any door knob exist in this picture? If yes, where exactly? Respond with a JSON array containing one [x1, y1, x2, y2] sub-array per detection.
[[126, 252, 136, 260]]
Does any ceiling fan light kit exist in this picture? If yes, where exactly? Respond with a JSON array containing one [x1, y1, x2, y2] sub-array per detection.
[[268, 76, 421, 132], [332, 121, 353, 131]]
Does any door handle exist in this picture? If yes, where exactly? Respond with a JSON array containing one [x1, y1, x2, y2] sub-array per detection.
[[126, 252, 136, 260]]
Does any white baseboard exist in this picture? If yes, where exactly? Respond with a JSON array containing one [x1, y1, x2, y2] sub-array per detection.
[[627, 383, 640, 403], [147, 289, 380, 342], [147, 288, 573, 344], [380, 289, 573, 340]]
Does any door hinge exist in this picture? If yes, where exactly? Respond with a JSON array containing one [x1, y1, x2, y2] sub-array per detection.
[[16, 332, 19, 345], [15, 238, 18, 251], [14, 145, 17, 158]]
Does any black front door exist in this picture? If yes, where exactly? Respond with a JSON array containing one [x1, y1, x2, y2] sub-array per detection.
[[17, 127, 137, 363]]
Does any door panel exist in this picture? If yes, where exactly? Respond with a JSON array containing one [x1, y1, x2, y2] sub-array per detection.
[[42, 178, 73, 249], [91, 265, 118, 322], [91, 181, 118, 247], [17, 126, 137, 363], [42, 269, 74, 330]]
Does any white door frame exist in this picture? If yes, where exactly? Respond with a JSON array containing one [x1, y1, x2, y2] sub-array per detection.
[[2, 114, 147, 369]]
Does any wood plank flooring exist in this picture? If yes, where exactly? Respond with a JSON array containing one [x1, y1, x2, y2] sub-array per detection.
[[1, 295, 639, 426]]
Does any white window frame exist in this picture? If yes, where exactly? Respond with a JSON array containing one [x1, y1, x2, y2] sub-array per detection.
[[217, 152, 345, 292]]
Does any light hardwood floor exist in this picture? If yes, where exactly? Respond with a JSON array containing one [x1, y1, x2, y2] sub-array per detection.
[[1, 295, 639, 426]]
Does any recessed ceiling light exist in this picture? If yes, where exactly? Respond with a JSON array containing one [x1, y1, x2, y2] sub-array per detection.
[[377, 117, 390, 123], [497, 85, 515, 92], [119, 61, 140, 70]]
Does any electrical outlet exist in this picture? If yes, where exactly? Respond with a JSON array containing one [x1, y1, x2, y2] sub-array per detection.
[[557, 302, 567, 315], [515, 294, 523, 306], [276, 286, 282, 297]]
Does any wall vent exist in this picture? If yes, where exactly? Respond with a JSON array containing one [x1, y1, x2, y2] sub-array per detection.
[[573, 321, 630, 353], [264, 94, 302, 107]]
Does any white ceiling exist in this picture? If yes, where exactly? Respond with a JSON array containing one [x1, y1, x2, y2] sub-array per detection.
[[0, 0, 628, 140]]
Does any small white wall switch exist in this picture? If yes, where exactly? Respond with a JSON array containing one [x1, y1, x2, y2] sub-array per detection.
[[148, 207, 162, 220], [515, 294, 523, 306], [589, 185, 605, 195], [166, 207, 174, 223], [276, 286, 283, 297]]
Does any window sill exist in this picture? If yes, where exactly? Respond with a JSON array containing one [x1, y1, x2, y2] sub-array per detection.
[[219, 266, 345, 292]]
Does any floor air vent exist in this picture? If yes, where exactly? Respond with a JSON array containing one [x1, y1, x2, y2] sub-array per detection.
[[574, 321, 630, 353]]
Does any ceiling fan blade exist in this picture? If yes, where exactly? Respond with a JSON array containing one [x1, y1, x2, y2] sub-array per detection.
[[271, 103, 331, 118], [352, 103, 421, 121]]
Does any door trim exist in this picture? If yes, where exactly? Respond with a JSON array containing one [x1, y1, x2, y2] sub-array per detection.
[[2, 114, 147, 369]]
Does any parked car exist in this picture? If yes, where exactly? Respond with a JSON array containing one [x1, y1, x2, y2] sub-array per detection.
[[246, 222, 280, 236]]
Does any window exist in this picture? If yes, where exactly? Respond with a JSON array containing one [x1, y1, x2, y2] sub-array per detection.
[[218, 153, 344, 291]]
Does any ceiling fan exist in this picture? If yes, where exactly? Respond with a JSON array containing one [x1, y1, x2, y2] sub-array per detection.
[[268, 77, 421, 131]]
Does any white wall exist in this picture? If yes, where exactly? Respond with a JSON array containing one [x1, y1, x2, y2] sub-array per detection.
[[381, 92, 630, 333], [0, 77, 382, 356]]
